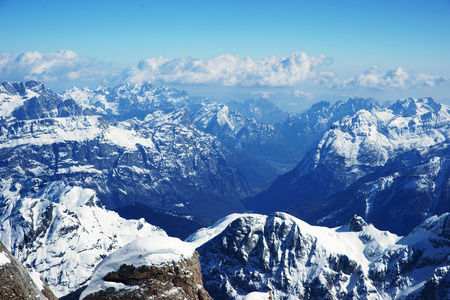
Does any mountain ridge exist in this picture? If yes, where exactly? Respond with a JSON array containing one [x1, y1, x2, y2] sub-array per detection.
[[248, 97, 450, 235]]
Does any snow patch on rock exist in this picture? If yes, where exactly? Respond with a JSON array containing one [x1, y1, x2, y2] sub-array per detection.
[[81, 236, 195, 299]]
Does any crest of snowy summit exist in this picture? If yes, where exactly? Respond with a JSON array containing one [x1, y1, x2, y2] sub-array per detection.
[[188, 212, 450, 299], [83, 211, 450, 299]]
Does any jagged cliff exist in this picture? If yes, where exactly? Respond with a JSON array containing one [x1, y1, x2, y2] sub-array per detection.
[[0, 241, 57, 300], [190, 212, 450, 299]]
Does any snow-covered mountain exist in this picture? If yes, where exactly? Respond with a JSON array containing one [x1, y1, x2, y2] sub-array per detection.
[[188, 212, 450, 299], [0, 178, 166, 297], [0, 80, 300, 297], [4, 80, 450, 298], [188, 100, 299, 186], [80, 211, 450, 299], [274, 97, 379, 159], [63, 83, 303, 184], [227, 98, 288, 125], [1, 81, 255, 223], [248, 97, 450, 235], [60, 82, 192, 119]]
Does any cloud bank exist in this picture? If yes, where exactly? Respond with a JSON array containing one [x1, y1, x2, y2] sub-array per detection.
[[0, 51, 446, 93], [124, 52, 333, 86], [319, 66, 446, 90], [0, 50, 114, 85]]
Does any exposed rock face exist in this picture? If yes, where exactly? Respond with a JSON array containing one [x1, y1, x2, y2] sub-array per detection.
[[0, 241, 57, 300], [83, 252, 212, 300], [408, 266, 450, 299], [81, 236, 212, 300], [349, 214, 367, 232], [196, 213, 367, 299], [274, 98, 379, 159], [191, 212, 450, 299]]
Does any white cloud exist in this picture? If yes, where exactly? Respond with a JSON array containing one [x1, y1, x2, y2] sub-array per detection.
[[124, 52, 333, 87], [293, 90, 314, 100], [0, 51, 118, 88], [316, 71, 339, 88], [251, 90, 314, 100], [251, 91, 276, 99], [338, 66, 446, 90], [0, 50, 446, 95]]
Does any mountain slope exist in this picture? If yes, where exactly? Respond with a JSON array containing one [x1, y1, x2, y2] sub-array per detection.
[[227, 98, 288, 125], [274, 98, 379, 158], [248, 98, 450, 235], [190, 212, 450, 299], [62, 83, 299, 176], [0, 178, 166, 297], [1, 81, 253, 222]]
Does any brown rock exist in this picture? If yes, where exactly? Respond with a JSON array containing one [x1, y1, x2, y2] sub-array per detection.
[[83, 251, 212, 300], [0, 242, 58, 300]]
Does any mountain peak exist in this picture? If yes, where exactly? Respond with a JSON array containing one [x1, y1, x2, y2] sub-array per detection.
[[0, 80, 45, 97], [389, 97, 442, 115], [24, 80, 45, 92], [349, 215, 368, 232]]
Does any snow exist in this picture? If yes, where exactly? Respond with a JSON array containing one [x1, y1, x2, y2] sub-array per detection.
[[60, 86, 118, 114], [192, 212, 410, 298], [217, 105, 235, 130], [186, 213, 254, 247], [189, 213, 403, 270], [0, 116, 103, 148], [104, 125, 156, 150], [28, 269, 44, 292], [240, 291, 272, 300], [0, 86, 39, 118], [80, 236, 195, 299], [0, 179, 166, 297], [309, 99, 450, 174], [0, 251, 10, 266]]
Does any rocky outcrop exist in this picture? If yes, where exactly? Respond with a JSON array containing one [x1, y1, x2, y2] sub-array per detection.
[[83, 252, 211, 300], [0, 241, 57, 300], [196, 213, 368, 299], [349, 214, 367, 232], [81, 236, 212, 300]]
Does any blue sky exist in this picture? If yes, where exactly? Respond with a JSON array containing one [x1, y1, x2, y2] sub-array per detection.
[[1, 0, 449, 111]]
